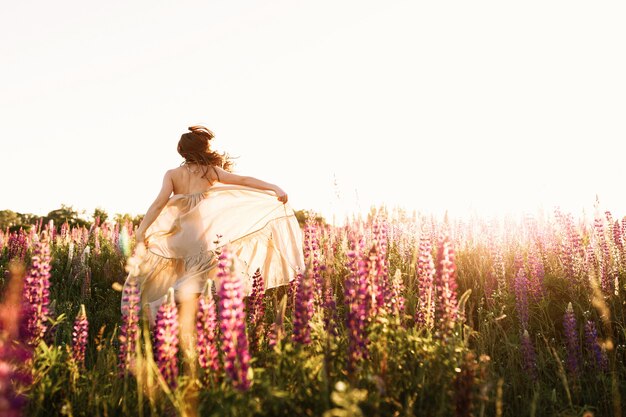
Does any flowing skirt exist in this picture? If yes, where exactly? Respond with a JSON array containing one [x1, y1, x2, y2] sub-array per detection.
[[121, 184, 305, 321]]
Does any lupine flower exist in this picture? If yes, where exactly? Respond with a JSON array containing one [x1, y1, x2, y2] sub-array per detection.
[[303, 216, 323, 307], [594, 215, 612, 294], [247, 268, 266, 336], [371, 219, 390, 316], [197, 283, 220, 374], [21, 233, 52, 346], [527, 245, 545, 302], [584, 319, 608, 372], [218, 247, 251, 390], [292, 270, 314, 345], [154, 288, 179, 388], [71, 304, 89, 366], [345, 232, 369, 373], [520, 329, 537, 381], [322, 266, 338, 336], [563, 302, 581, 376], [513, 268, 529, 330], [415, 232, 435, 328], [7, 231, 28, 261], [389, 269, 405, 317], [434, 233, 459, 331], [119, 277, 140, 375]]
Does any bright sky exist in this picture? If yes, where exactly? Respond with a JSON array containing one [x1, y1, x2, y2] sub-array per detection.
[[1, 1, 625, 223]]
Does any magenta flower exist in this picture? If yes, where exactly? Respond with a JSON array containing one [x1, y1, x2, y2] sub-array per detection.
[[218, 247, 251, 390], [248, 269, 265, 336], [434, 234, 459, 331], [71, 304, 89, 366], [197, 283, 220, 374], [154, 288, 179, 388], [344, 232, 369, 373], [563, 302, 581, 376], [415, 233, 435, 328], [292, 270, 314, 345], [119, 276, 140, 375], [7, 231, 28, 261], [21, 233, 52, 346]]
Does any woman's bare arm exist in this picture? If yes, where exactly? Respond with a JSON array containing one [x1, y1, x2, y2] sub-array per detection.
[[213, 166, 288, 203], [135, 171, 174, 243]]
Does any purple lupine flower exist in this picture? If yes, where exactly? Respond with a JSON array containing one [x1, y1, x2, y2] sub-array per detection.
[[303, 215, 324, 308], [345, 232, 369, 373], [415, 232, 435, 328], [322, 266, 338, 336], [513, 268, 529, 330], [520, 329, 537, 381], [248, 269, 265, 329], [71, 304, 89, 366], [7, 231, 28, 261], [21, 233, 51, 346], [154, 288, 179, 389], [527, 245, 545, 302], [218, 247, 251, 390], [563, 302, 581, 376], [292, 270, 314, 345], [584, 319, 608, 372], [119, 277, 140, 375], [434, 233, 459, 331], [197, 283, 220, 375]]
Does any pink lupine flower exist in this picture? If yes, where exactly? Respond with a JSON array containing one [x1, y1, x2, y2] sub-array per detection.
[[218, 247, 251, 390], [415, 232, 435, 328], [71, 304, 89, 366], [21, 233, 52, 346], [197, 283, 220, 374], [154, 288, 179, 388], [247, 268, 266, 349], [345, 233, 369, 372], [119, 277, 140, 375], [434, 234, 459, 331], [527, 245, 545, 302]]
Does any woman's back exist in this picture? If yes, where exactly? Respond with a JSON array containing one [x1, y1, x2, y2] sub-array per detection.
[[170, 164, 218, 195]]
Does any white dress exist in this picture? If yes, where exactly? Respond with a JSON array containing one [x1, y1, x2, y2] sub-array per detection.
[[121, 183, 305, 320]]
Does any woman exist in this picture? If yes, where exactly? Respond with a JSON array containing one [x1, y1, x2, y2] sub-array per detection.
[[122, 126, 305, 324]]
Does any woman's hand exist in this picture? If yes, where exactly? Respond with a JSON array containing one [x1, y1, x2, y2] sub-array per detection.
[[274, 186, 288, 204]]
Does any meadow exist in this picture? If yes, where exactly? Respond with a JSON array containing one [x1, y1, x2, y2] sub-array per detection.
[[0, 206, 624, 417]]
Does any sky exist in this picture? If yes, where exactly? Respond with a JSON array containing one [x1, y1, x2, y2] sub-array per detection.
[[1, 1, 625, 224]]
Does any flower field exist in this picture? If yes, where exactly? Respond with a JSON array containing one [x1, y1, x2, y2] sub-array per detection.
[[0, 207, 625, 417]]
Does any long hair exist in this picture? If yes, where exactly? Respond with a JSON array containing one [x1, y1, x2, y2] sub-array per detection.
[[177, 126, 233, 180]]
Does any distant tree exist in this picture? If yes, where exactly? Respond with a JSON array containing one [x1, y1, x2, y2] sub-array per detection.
[[0, 210, 38, 231], [44, 205, 89, 229], [294, 210, 325, 228], [92, 207, 109, 225], [113, 213, 144, 228]]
